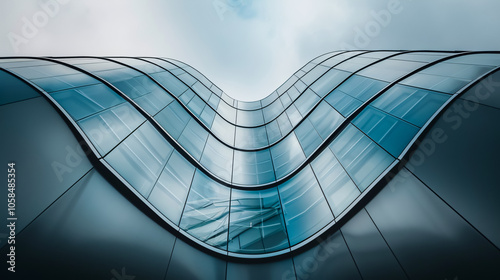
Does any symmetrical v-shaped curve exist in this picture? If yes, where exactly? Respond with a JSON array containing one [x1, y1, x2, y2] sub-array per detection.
[[2, 51, 500, 258]]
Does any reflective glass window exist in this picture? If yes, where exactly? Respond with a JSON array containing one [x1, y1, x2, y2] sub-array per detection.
[[78, 103, 145, 155], [201, 135, 233, 182], [200, 105, 216, 127], [216, 100, 236, 123], [276, 113, 292, 135], [330, 124, 394, 191], [265, 120, 282, 144], [371, 85, 450, 127], [105, 122, 173, 196], [148, 151, 195, 225], [232, 150, 275, 185], [228, 188, 288, 253], [235, 126, 268, 149], [285, 104, 302, 126], [154, 101, 191, 139], [324, 88, 364, 117], [295, 89, 320, 116], [178, 118, 209, 160], [210, 115, 235, 145], [237, 109, 264, 126], [192, 81, 212, 101], [309, 69, 350, 97], [334, 75, 388, 102], [270, 132, 306, 179], [263, 99, 284, 122], [151, 71, 188, 97], [50, 83, 124, 120], [180, 170, 230, 250], [301, 65, 331, 85], [279, 166, 333, 245], [308, 101, 344, 139], [353, 106, 420, 157], [295, 119, 322, 157], [311, 149, 360, 217], [293, 79, 307, 94], [357, 59, 424, 82]]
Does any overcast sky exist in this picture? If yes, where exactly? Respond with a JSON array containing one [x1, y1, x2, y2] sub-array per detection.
[[1, 0, 500, 100]]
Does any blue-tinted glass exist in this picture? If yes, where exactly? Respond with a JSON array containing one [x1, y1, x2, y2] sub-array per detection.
[[187, 94, 205, 117], [179, 88, 195, 103], [288, 86, 301, 100], [235, 126, 268, 149], [321, 51, 364, 67], [310, 69, 350, 97], [325, 88, 364, 117], [151, 71, 188, 97], [201, 135, 233, 182], [335, 75, 388, 102], [311, 149, 360, 217], [210, 115, 235, 145], [178, 118, 209, 160], [265, 120, 282, 144], [105, 122, 173, 196], [154, 101, 191, 139], [78, 103, 145, 155], [358, 59, 424, 82], [285, 104, 302, 126], [31, 73, 98, 93], [270, 132, 306, 179], [280, 92, 292, 107], [148, 151, 195, 225], [295, 119, 322, 157], [237, 100, 262, 110], [208, 94, 220, 109], [50, 84, 124, 120], [279, 166, 333, 245], [192, 81, 212, 101], [180, 170, 230, 249], [276, 114, 292, 135], [261, 91, 278, 107], [200, 105, 216, 127], [228, 188, 288, 253], [353, 106, 420, 157], [176, 72, 197, 86], [217, 100, 236, 123], [293, 80, 307, 95], [308, 101, 344, 139], [277, 75, 299, 95], [301, 65, 331, 85], [232, 150, 275, 185], [330, 124, 394, 191], [263, 99, 284, 122], [295, 89, 320, 116], [237, 109, 264, 126], [335, 56, 378, 73], [133, 87, 173, 115], [371, 85, 450, 127]]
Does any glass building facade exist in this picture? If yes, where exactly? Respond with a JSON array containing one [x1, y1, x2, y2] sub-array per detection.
[[1, 51, 500, 279]]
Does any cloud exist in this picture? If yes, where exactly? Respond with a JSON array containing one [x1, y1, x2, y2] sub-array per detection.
[[1, 0, 499, 100]]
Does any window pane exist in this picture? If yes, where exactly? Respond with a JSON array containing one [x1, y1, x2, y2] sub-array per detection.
[[228, 188, 288, 253], [180, 170, 230, 250], [201, 135, 233, 182], [154, 101, 191, 139], [78, 103, 145, 155], [295, 119, 322, 157], [271, 132, 306, 179], [353, 106, 420, 157], [279, 166, 333, 245], [237, 109, 264, 126], [148, 151, 195, 225], [295, 89, 320, 116], [371, 85, 450, 127], [178, 118, 209, 160], [310, 69, 350, 97], [232, 150, 275, 185], [311, 149, 360, 217], [308, 101, 344, 139], [330, 124, 394, 191], [210, 115, 235, 146], [105, 122, 173, 196]]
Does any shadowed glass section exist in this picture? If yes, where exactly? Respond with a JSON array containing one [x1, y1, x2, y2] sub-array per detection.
[[353, 106, 420, 157], [148, 151, 195, 225], [180, 170, 230, 250], [279, 166, 333, 246], [370, 85, 450, 127], [228, 188, 289, 253]]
